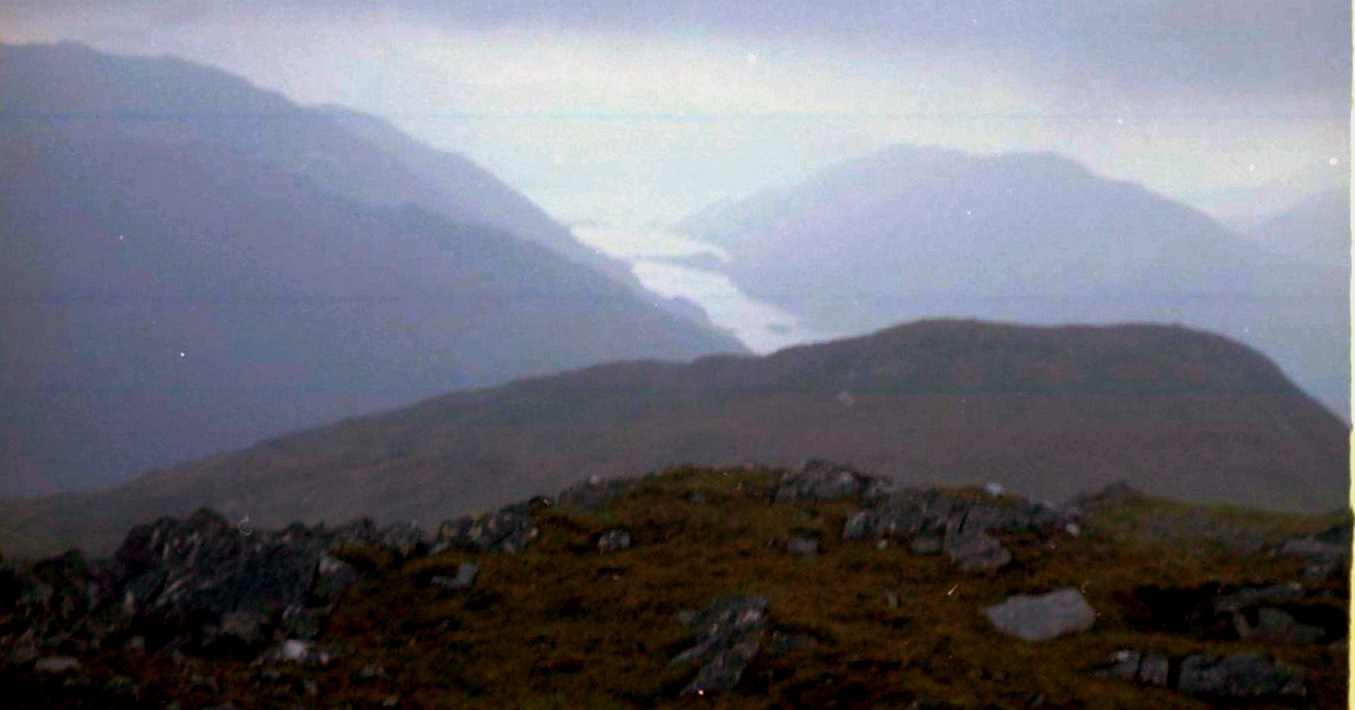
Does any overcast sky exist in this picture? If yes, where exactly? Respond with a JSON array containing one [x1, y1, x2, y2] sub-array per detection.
[[3, 0, 1349, 224]]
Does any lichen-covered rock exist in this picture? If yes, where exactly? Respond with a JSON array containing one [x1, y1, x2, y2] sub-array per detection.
[[983, 588, 1095, 642], [670, 595, 768, 695], [775, 459, 895, 503]]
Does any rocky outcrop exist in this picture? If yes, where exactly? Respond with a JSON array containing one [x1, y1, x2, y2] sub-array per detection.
[[557, 475, 639, 512], [670, 595, 769, 695], [982, 588, 1095, 642], [1097, 649, 1306, 700], [843, 484, 1070, 572], [435, 500, 543, 554], [774, 459, 895, 504], [0, 508, 426, 661]]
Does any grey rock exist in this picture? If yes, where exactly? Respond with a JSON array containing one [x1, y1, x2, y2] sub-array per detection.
[[557, 475, 638, 512], [310, 554, 360, 605], [908, 534, 943, 556], [983, 588, 1095, 642], [944, 529, 1011, 573], [776, 459, 895, 503], [437, 502, 539, 554], [597, 528, 633, 553], [1214, 582, 1304, 613], [1277, 537, 1350, 578], [33, 655, 81, 673], [787, 536, 820, 557], [1095, 650, 1170, 686], [431, 563, 479, 591], [670, 595, 769, 695], [1233, 607, 1325, 645], [1177, 652, 1306, 699]]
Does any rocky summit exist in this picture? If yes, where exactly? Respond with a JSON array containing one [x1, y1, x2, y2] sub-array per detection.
[[1, 461, 1349, 708]]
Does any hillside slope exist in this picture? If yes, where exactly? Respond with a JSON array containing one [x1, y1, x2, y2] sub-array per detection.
[[677, 146, 1349, 417], [2, 320, 1345, 559], [1, 464, 1348, 709], [0, 42, 743, 496]]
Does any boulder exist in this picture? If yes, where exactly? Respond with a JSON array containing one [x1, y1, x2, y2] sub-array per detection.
[[1095, 650, 1170, 687], [775, 459, 895, 503], [669, 595, 769, 695], [597, 529, 633, 553], [983, 588, 1095, 642], [431, 563, 479, 591]]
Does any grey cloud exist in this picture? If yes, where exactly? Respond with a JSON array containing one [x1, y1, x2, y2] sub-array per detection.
[[3, 0, 1348, 103]]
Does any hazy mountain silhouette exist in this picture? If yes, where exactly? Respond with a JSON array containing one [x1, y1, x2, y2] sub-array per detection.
[[677, 146, 1349, 417], [0, 42, 743, 496], [1245, 186, 1350, 269], [2, 320, 1344, 558]]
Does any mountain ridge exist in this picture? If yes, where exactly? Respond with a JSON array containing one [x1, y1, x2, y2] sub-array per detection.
[[1, 319, 1344, 560]]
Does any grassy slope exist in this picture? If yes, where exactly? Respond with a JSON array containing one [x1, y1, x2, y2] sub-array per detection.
[[1, 321, 1346, 560], [3, 466, 1346, 709]]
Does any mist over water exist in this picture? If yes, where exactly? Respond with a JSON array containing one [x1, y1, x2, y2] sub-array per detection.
[[570, 216, 840, 354]]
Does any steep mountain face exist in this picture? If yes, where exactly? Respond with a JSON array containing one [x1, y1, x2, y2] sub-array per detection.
[[0, 42, 743, 496], [677, 146, 1349, 417], [2, 320, 1345, 559]]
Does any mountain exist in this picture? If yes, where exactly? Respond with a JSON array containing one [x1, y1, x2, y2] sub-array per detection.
[[2, 320, 1345, 559], [1, 464, 1348, 708], [676, 146, 1349, 417], [1245, 186, 1350, 268], [0, 42, 744, 497]]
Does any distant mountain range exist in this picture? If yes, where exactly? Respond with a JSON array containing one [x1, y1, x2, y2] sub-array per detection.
[[2, 319, 1345, 559], [0, 42, 743, 496], [677, 146, 1349, 417], [1245, 186, 1349, 270]]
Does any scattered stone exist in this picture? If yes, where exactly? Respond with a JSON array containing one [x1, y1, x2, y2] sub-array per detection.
[[355, 665, 390, 680], [775, 459, 895, 503], [597, 529, 632, 553], [983, 482, 1005, 497], [431, 563, 479, 591], [669, 595, 769, 695], [882, 590, 901, 609], [1096, 650, 1170, 686], [33, 655, 81, 673], [787, 536, 820, 557], [944, 529, 1011, 573], [257, 639, 340, 665], [1177, 652, 1306, 699], [908, 534, 943, 557], [983, 588, 1095, 642], [436, 502, 539, 554]]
